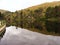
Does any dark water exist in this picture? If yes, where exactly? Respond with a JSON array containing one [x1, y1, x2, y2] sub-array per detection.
[[0, 26, 60, 45]]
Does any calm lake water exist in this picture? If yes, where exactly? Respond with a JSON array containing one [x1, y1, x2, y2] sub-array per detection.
[[0, 26, 60, 45]]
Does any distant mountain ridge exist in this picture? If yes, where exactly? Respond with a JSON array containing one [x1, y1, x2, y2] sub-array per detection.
[[26, 1, 60, 10], [0, 1, 60, 12], [0, 9, 10, 14]]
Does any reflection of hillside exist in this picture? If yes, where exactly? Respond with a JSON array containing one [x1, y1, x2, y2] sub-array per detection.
[[0, 1, 60, 35], [0, 26, 60, 45]]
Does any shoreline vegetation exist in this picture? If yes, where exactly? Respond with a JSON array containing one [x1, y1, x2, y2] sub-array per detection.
[[0, 24, 6, 37], [0, 1, 60, 36], [0, 13, 6, 37]]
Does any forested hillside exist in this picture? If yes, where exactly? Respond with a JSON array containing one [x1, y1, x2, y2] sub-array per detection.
[[0, 1, 60, 35]]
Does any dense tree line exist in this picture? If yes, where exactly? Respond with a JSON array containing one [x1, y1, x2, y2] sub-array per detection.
[[1, 5, 60, 35], [45, 6, 60, 33]]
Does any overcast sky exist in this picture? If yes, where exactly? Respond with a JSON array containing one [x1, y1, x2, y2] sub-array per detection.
[[0, 0, 60, 12]]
